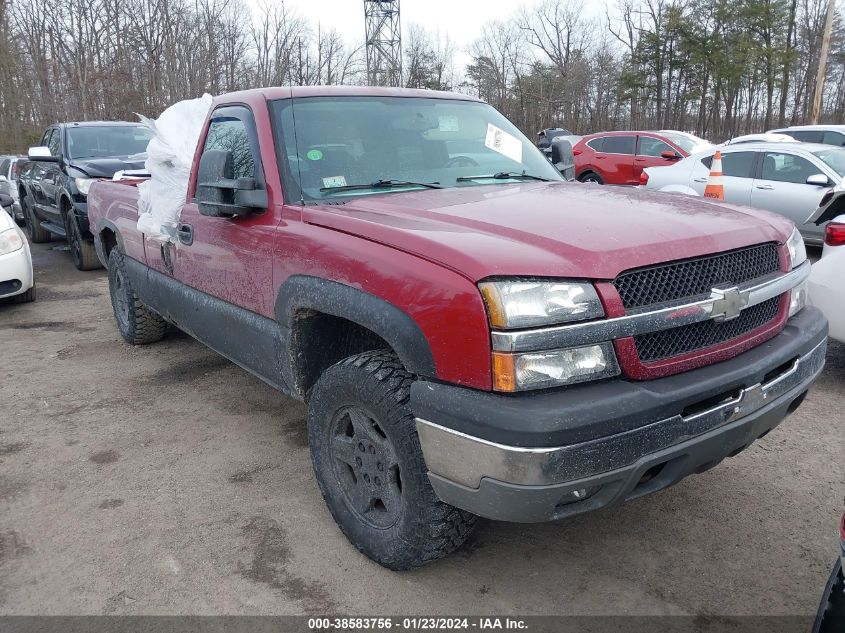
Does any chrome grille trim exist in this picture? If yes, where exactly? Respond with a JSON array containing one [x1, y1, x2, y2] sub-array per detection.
[[491, 261, 809, 353]]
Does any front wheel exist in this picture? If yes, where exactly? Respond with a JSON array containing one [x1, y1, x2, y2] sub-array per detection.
[[308, 350, 477, 570]]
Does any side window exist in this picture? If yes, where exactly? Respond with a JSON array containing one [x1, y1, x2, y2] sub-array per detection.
[[822, 131, 845, 147], [586, 137, 605, 152], [791, 130, 824, 143], [202, 107, 258, 180], [701, 152, 756, 177], [638, 137, 674, 157], [0, 159, 9, 178], [602, 135, 636, 155], [40, 129, 52, 147], [47, 129, 61, 157], [760, 152, 819, 184]]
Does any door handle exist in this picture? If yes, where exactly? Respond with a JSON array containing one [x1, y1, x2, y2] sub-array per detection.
[[177, 223, 193, 246], [755, 184, 775, 190], [693, 178, 708, 183]]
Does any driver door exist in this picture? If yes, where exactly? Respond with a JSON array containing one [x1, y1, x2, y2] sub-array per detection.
[[172, 105, 280, 318], [750, 150, 829, 242]]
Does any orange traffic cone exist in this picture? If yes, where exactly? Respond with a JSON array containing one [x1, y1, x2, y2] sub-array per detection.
[[703, 150, 725, 200]]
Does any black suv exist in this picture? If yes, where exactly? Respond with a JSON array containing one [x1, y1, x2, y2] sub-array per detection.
[[18, 122, 151, 269]]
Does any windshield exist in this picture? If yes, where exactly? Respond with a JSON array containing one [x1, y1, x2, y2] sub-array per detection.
[[270, 96, 562, 202], [812, 148, 845, 178], [66, 126, 153, 160], [660, 132, 712, 154]]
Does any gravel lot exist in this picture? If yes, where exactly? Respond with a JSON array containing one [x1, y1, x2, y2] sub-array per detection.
[[0, 241, 843, 616]]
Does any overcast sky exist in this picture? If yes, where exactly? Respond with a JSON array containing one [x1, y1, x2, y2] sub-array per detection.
[[258, 0, 612, 69]]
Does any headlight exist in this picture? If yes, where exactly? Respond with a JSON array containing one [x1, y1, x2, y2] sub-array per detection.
[[492, 343, 620, 392], [786, 228, 807, 269], [75, 178, 96, 195], [479, 280, 604, 329], [0, 228, 23, 255], [789, 280, 808, 318]]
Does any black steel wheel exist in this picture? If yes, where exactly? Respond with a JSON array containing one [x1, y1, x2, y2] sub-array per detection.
[[328, 405, 403, 529]]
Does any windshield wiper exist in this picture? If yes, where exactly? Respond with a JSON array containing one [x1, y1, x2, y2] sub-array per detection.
[[320, 179, 443, 194], [456, 171, 550, 182]]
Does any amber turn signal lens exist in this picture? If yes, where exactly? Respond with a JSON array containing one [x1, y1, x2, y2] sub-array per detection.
[[479, 283, 508, 329], [492, 352, 517, 392]]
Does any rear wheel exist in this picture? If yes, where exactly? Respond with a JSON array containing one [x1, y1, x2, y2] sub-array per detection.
[[308, 350, 477, 570], [579, 171, 604, 184], [108, 248, 167, 345], [21, 195, 50, 243], [65, 208, 100, 270]]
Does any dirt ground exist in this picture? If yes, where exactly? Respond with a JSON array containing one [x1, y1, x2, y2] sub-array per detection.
[[0, 241, 843, 616]]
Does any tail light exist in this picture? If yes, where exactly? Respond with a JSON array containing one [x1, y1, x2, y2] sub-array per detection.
[[639, 171, 649, 186], [825, 222, 845, 246]]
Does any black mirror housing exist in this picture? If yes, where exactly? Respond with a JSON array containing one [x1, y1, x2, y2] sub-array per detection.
[[550, 138, 576, 180], [195, 149, 267, 217]]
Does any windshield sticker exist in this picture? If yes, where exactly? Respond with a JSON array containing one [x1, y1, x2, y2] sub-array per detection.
[[307, 149, 323, 161], [485, 123, 522, 163], [322, 176, 347, 188], [438, 116, 460, 132]]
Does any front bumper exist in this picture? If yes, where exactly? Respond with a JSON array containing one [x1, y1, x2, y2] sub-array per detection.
[[0, 238, 34, 299], [414, 307, 827, 522]]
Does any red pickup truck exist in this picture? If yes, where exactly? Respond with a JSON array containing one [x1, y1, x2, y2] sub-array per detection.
[[88, 87, 827, 570]]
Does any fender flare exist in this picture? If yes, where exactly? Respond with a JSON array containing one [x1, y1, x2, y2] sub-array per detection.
[[275, 275, 436, 378], [92, 218, 125, 267]]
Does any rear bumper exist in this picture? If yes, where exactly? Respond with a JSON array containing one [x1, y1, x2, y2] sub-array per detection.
[[414, 307, 827, 522]]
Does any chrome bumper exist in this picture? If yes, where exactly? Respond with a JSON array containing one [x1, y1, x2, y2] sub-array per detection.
[[416, 337, 826, 489]]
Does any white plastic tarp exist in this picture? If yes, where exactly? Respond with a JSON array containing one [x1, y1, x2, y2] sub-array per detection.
[[808, 247, 845, 343], [136, 94, 213, 242]]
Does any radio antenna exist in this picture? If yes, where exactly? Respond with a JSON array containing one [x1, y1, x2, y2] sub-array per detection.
[[288, 45, 305, 206]]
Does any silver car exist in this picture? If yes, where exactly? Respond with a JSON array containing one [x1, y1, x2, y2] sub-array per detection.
[[644, 141, 845, 245]]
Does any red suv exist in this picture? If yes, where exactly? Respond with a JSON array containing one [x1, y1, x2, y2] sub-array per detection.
[[574, 130, 712, 185]]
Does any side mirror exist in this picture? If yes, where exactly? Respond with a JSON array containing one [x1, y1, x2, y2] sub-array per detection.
[[0, 176, 7, 183], [28, 146, 59, 163], [806, 173, 830, 186], [550, 138, 576, 181], [661, 150, 681, 160], [0, 193, 12, 208], [195, 149, 267, 218]]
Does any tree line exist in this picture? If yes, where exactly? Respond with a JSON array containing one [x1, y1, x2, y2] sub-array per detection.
[[0, 0, 843, 153]]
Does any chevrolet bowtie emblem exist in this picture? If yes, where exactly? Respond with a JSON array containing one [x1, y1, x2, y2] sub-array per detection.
[[710, 286, 749, 322]]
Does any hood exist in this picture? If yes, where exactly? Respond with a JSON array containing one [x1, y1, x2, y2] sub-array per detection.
[[68, 156, 147, 178], [303, 181, 793, 281]]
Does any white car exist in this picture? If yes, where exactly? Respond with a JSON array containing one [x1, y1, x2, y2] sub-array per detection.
[[0, 199, 35, 304], [807, 198, 844, 342], [723, 133, 799, 145], [644, 141, 845, 245]]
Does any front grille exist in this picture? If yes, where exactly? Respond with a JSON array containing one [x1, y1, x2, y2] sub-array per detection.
[[613, 243, 780, 309], [634, 297, 780, 362]]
